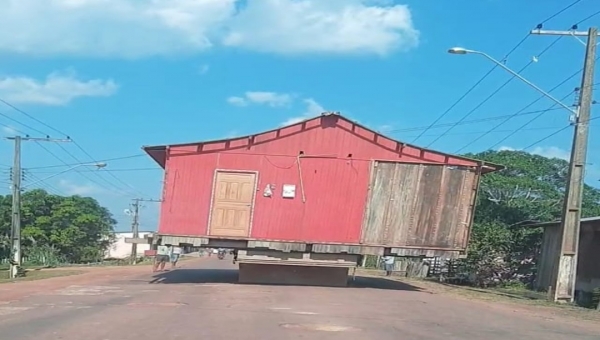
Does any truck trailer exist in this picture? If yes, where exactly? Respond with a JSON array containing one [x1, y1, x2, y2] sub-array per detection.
[[136, 112, 502, 286]]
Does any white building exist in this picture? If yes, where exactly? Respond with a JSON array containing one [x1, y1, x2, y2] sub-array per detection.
[[105, 231, 153, 259]]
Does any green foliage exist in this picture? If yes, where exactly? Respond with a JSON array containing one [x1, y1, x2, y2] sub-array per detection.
[[0, 189, 116, 264], [459, 150, 600, 287]]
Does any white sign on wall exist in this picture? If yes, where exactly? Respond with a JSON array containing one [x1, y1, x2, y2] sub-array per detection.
[[282, 184, 296, 198]]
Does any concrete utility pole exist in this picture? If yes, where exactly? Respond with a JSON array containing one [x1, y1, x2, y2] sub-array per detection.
[[129, 198, 161, 264], [531, 27, 598, 303], [6, 136, 71, 279]]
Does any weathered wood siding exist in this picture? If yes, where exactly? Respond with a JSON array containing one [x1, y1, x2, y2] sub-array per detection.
[[534, 225, 562, 292], [361, 161, 480, 251], [535, 221, 600, 293]]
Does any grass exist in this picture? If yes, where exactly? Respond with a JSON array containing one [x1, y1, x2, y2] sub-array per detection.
[[0, 268, 84, 284]]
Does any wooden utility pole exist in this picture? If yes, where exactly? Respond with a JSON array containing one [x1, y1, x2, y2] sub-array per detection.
[[6, 136, 71, 279], [530, 27, 598, 303], [129, 198, 161, 264]]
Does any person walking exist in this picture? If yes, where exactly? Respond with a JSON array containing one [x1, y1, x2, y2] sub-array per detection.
[[153, 244, 171, 272], [170, 245, 182, 269]]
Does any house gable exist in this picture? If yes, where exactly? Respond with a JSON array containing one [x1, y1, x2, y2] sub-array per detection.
[[143, 112, 502, 173]]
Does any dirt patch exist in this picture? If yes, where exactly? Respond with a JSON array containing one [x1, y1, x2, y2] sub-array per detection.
[[0, 258, 206, 304], [0, 264, 151, 303]]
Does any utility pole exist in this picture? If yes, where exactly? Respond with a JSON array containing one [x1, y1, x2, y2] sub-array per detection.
[[5, 136, 71, 279], [9, 136, 21, 280], [129, 198, 161, 264], [530, 27, 598, 303]]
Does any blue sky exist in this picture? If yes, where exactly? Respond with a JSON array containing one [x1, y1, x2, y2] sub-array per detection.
[[0, 0, 599, 231]]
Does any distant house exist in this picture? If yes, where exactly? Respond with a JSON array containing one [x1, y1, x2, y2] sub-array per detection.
[[105, 231, 153, 259], [529, 217, 600, 301]]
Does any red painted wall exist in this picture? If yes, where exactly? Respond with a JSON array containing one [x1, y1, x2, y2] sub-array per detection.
[[157, 115, 480, 244]]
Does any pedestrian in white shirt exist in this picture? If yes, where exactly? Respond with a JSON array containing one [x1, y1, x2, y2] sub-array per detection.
[[383, 256, 395, 276], [170, 246, 182, 269]]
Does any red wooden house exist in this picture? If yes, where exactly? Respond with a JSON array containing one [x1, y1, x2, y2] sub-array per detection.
[[144, 112, 501, 257]]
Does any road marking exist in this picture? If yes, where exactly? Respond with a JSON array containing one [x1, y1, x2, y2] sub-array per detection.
[[280, 323, 359, 332], [293, 311, 318, 315], [126, 302, 187, 307]]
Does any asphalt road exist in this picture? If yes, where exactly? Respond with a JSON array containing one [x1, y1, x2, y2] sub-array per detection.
[[0, 257, 597, 340]]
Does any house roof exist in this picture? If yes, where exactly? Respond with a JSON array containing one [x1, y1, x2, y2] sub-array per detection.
[[142, 112, 504, 173], [524, 216, 600, 228]]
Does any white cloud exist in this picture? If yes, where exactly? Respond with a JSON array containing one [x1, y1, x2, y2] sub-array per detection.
[[58, 179, 106, 196], [498, 145, 570, 161], [227, 96, 248, 107], [227, 91, 292, 107], [282, 98, 326, 126], [0, 0, 418, 58], [223, 0, 419, 55], [0, 0, 235, 58], [0, 71, 118, 106], [531, 146, 570, 161]]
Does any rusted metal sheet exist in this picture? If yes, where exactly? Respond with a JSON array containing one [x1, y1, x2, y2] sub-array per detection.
[[361, 162, 480, 251]]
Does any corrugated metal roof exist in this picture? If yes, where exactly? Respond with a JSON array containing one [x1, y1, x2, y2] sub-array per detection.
[[142, 112, 504, 173]]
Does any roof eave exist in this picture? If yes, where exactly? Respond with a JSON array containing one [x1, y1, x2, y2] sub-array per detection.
[[140, 112, 505, 173], [142, 145, 167, 169]]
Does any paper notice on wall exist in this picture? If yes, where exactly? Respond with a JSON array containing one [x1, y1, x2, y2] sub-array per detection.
[[282, 184, 296, 198]]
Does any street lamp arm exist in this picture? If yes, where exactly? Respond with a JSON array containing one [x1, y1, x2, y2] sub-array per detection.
[[22, 162, 107, 189], [473, 51, 577, 114], [448, 47, 577, 115]]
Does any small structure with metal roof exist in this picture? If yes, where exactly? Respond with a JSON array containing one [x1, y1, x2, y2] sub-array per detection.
[[528, 216, 600, 302]]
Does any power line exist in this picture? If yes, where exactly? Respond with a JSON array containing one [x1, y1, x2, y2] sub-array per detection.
[[28, 167, 161, 174], [26, 153, 147, 170], [386, 107, 564, 134], [0, 98, 68, 137], [454, 67, 600, 152], [0, 110, 47, 136], [411, 0, 584, 143], [71, 140, 150, 198], [522, 116, 600, 151], [0, 98, 148, 196], [403, 126, 572, 139], [427, 36, 566, 148], [52, 142, 146, 197], [472, 90, 576, 152], [33, 141, 131, 197]]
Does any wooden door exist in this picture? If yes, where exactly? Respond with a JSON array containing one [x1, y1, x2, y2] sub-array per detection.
[[208, 171, 257, 237]]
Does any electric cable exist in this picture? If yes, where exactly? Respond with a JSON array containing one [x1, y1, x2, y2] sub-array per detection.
[[411, 0, 584, 143]]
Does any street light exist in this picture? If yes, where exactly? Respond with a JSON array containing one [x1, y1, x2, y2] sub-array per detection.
[[22, 162, 107, 189], [447, 46, 578, 115], [449, 33, 599, 304]]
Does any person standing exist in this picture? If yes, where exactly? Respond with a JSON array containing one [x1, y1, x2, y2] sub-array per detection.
[[170, 245, 182, 269], [153, 245, 170, 272], [382, 255, 395, 277]]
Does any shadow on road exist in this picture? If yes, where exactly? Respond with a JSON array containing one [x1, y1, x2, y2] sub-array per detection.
[[148, 268, 423, 291]]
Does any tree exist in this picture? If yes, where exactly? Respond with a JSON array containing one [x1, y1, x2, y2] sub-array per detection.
[[460, 150, 600, 287], [0, 189, 116, 264]]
